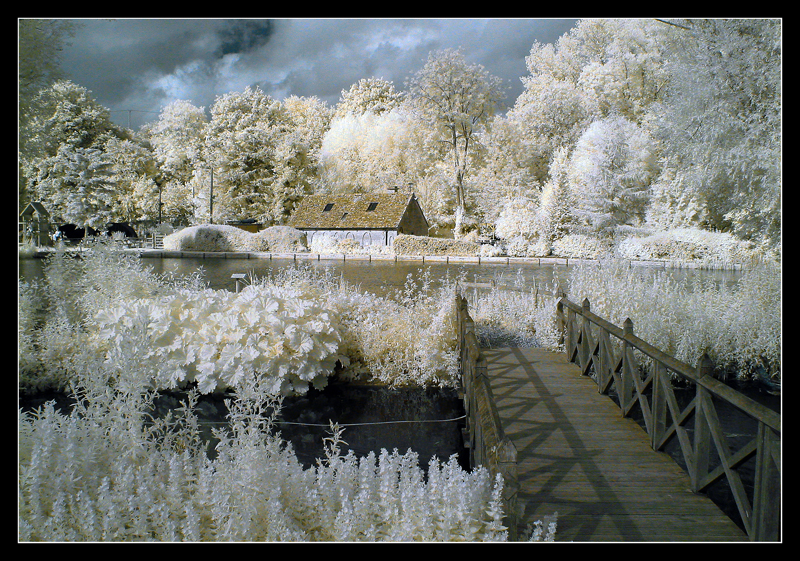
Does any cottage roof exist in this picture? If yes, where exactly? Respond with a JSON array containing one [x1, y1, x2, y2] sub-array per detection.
[[20, 202, 50, 218], [288, 193, 425, 230]]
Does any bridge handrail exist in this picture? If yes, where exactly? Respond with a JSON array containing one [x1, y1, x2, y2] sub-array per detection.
[[455, 292, 519, 540], [556, 293, 781, 541]]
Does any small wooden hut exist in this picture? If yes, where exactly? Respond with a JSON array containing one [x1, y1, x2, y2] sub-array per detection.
[[19, 202, 52, 246]]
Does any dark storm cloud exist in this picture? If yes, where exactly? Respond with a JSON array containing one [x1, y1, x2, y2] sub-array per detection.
[[55, 18, 578, 129], [217, 19, 276, 56]]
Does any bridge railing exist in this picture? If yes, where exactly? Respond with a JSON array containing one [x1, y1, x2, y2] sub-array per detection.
[[455, 292, 519, 540], [556, 294, 781, 541]]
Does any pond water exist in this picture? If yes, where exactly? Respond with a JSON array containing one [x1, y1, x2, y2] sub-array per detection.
[[19, 384, 467, 471], [18, 254, 745, 297]]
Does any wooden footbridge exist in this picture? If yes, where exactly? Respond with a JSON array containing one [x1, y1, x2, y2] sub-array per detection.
[[456, 290, 780, 542]]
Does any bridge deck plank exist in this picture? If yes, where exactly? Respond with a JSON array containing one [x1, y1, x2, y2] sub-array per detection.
[[482, 346, 748, 542]]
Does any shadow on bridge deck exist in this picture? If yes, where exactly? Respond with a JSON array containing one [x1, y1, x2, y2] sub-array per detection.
[[482, 346, 748, 542]]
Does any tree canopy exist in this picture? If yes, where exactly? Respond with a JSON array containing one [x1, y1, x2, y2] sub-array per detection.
[[18, 18, 781, 256]]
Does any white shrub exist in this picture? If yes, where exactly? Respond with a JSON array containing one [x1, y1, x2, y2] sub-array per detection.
[[478, 243, 502, 258], [503, 236, 533, 257], [257, 266, 460, 387], [163, 224, 308, 253], [93, 284, 343, 395], [615, 227, 765, 266], [393, 234, 479, 257], [495, 197, 539, 242], [551, 234, 614, 259]]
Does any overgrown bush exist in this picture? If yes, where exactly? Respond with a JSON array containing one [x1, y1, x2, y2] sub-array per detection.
[[551, 233, 614, 259], [163, 224, 308, 253], [93, 284, 343, 395], [19, 242, 206, 394], [256, 265, 460, 387], [393, 234, 479, 256], [615, 227, 765, 265]]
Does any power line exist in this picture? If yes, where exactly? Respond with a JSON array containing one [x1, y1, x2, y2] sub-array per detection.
[[109, 108, 160, 128], [192, 414, 467, 428]]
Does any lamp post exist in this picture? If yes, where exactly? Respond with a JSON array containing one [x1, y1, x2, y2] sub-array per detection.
[[209, 167, 214, 224]]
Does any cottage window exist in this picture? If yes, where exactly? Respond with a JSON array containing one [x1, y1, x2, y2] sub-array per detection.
[[341, 212, 348, 221], [367, 202, 378, 211], [323, 203, 334, 211]]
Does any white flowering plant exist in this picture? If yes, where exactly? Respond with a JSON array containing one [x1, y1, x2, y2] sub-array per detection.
[[93, 284, 343, 395], [19, 381, 508, 541], [254, 265, 460, 387]]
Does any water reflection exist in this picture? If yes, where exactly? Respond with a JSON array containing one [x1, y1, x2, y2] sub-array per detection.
[[18, 254, 744, 297], [274, 383, 467, 469]]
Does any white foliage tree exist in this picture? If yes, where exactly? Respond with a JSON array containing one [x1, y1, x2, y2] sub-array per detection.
[[18, 19, 80, 182], [144, 100, 208, 224], [406, 48, 506, 236], [334, 77, 404, 118], [22, 80, 127, 223], [273, 95, 332, 217], [35, 145, 116, 229], [104, 137, 161, 223], [320, 107, 436, 196], [202, 88, 325, 225], [509, 19, 673, 187], [537, 146, 575, 251], [507, 74, 594, 185], [568, 115, 657, 236], [470, 117, 540, 229], [649, 18, 781, 250]]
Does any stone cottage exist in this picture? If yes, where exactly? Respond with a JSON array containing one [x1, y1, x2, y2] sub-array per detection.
[[288, 192, 429, 247]]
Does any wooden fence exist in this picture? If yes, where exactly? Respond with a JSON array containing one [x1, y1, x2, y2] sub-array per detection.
[[455, 293, 519, 540], [556, 294, 781, 541]]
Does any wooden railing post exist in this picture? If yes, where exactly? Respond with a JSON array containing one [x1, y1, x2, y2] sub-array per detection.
[[751, 422, 781, 541], [651, 362, 668, 450], [579, 298, 592, 373], [692, 353, 715, 492], [496, 437, 519, 542], [555, 285, 565, 348], [621, 318, 635, 414]]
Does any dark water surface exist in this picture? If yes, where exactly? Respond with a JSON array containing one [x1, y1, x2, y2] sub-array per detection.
[[20, 384, 467, 471]]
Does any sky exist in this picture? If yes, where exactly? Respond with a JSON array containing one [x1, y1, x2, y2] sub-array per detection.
[[57, 18, 579, 130]]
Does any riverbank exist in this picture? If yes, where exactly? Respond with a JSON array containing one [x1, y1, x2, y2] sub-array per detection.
[[22, 246, 752, 271]]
